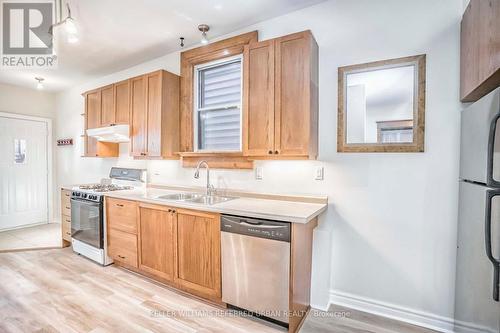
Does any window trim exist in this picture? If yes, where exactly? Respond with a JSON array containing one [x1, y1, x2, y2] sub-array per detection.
[[193, 54, 244, 153]]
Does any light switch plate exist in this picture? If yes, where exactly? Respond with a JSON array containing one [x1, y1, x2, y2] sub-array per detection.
[[255, 167, 263, 180], [315, 166, 324, 180]]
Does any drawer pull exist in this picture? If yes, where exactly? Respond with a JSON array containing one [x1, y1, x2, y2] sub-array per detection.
[[116, 204, 124, 207], [65, 194, 70, 197], [65, 232, 71, 236], [65, 206, 70, 209], [65, 219, 70, 223], [117, 255, 126, 259]]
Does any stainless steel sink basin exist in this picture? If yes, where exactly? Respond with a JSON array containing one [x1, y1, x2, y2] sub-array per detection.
[[156, 192, 236, 205], [156, 193, 202, 201], [187, 195, 236, 205]]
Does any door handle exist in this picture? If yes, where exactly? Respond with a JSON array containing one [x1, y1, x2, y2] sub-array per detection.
[[485, 190, 500, 301]]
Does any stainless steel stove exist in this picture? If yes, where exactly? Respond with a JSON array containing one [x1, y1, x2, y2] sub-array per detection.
[[70, 167, 146, 265]]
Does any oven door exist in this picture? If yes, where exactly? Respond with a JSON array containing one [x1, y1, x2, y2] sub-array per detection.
[[70, 198, 103, 249]]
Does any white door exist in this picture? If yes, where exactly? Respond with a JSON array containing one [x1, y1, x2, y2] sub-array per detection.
[[0, 116, 48, 231]]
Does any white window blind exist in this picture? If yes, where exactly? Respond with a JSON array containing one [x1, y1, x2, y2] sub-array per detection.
[[195, 56, 242, 151]]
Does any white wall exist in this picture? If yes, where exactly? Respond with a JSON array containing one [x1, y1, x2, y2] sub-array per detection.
[[55, 0, 463, 331], [0, 83, 56, 119]]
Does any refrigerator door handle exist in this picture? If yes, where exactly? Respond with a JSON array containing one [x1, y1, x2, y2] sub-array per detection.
[[486, 109, 500, 187], [485, 190, 500, 302]]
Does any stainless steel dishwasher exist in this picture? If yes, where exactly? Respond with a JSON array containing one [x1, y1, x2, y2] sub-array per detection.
[[221, 214, 291, 325]]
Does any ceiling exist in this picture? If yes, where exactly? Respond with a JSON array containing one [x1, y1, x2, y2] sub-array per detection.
[[0, 0, 325, 92]]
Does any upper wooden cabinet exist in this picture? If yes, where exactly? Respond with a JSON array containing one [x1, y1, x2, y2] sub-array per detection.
[[114, 79, 130, 125], [130, 70, 180, 158], [83, 89, 118, 157], [461, 0, 500, 102], [243, 31, 319, 159], [100, 85, 115, 126]]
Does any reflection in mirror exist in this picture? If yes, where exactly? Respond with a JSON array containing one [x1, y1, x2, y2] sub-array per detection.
[[338, 54, 426, 153], [346, 65, 415, 144]]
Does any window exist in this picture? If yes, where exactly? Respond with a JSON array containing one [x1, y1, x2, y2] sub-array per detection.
[[376, 120, 414, 143], [194, 55, 242, 151], [14, 139, 26, 164]]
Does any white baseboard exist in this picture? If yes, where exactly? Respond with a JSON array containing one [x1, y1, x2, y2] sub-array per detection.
[[328, 289, 455, 333]]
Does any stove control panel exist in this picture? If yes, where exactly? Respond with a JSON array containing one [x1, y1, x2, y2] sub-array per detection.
[[71, 191, 103, 203]]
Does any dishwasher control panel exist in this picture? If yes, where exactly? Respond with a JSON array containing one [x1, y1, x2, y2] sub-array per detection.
[[221, 215, 291, 242]]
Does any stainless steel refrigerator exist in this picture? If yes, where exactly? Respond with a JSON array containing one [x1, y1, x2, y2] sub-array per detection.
[[455, 87, 500, 333]]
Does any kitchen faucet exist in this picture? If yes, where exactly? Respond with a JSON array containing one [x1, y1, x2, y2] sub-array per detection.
[[194, 160, 215, 196]]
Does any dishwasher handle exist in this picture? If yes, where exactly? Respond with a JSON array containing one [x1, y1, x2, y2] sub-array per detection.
[[221, 215, 291, 242]]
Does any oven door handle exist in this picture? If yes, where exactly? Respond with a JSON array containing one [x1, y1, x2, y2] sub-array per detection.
[[70, 198, 101, 207]]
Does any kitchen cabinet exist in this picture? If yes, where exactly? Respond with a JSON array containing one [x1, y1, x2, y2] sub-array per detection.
[[114, 79, 130, 124], [100, 85, 115, 126], [243, 30, 318, 159], [138, 203, 175, 282], [83, 89, 119, 157], [460, 0, 500, 102], [61, 189, 72, 247], [175, 209, 221, 301], [106, 198, 138, 267], [130, 70, 180, 158]]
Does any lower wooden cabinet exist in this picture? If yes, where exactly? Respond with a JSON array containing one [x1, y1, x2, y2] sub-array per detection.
[[138, 203, 175, 282], [108, 229, 138, 268], [61, 189, 72, 247], [106, 199, 222, 303], [175, 209, 221, 301]]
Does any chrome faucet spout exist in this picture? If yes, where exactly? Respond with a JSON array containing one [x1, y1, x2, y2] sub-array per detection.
[[194, 160, 214, 196]]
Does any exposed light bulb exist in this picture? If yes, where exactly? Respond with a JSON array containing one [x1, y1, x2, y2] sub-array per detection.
[[201, 32, 209, 44], [65, 17, 77, 34], [198, 24, 210, 45]]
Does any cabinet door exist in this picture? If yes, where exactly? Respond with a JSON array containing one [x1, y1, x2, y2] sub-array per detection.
[[460, 0, 500, 102], [146, 71, 162, 157], [243, 40, 275, 157], [138, 205, 175, 281], [274, 32, 312, 156], [175, 209, 221, 301], [100, 85, 115, 126], [114, 79, 130, 124], [130, 76, 147, 156], [85, 90, 101, 156]]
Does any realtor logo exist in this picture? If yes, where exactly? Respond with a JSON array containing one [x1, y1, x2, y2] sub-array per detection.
[[1, 0, 56, 68]]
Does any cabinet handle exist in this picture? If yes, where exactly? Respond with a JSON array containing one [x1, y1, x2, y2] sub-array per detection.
[[274, 150, 279, 154], [65, 194, 70, 197], [268, 150, 273, 154], [118, 255, 126, 259], [116, 203, 124, 207], [167, 209, 172, 212], [65, 206, 70, 209], [65, 232, 71, 236], [171, 209, 176, 214], [65, 219, 70, 223]]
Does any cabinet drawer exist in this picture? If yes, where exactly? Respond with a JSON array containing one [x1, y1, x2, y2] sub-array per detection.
[[108, 229, 138, 267], [62, 216, 72, 241], [62, 190, 71, 209], [106, 198, 138, 234]]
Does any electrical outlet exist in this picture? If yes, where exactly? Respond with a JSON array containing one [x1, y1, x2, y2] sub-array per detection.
[[315, 166, 324, 180], [255, 167, 263, 180]]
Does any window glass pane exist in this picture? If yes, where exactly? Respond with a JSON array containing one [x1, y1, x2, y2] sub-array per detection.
[[199, 60, 241, 109], [196, 57, 242, 151], [14, 139, 26, 164], [198, 107, 240, 151]]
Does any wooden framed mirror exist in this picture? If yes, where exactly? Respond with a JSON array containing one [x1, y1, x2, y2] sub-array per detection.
[[337, 54, 426, 152]]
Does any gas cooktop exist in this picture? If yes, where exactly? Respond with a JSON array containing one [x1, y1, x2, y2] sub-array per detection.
[[77, 184, 133, 193]]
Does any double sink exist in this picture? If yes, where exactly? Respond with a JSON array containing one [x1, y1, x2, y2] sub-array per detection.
[[156, 192, 236, 205]]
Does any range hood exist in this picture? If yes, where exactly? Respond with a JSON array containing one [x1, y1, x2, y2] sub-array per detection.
[[86, 125, 130, 143]]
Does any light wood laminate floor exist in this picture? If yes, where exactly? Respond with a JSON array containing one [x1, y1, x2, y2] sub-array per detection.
[[0, 223, 61, 252], [0, 248, 438, 333]]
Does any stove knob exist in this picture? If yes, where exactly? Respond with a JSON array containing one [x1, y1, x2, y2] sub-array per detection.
[[82, 193, 87, 198]]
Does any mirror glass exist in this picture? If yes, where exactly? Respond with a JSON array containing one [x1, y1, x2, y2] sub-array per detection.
[[345, 64, 416, 144]]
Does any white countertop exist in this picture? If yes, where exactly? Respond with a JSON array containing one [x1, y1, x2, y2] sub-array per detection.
[[99, 188, 327, 224]]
